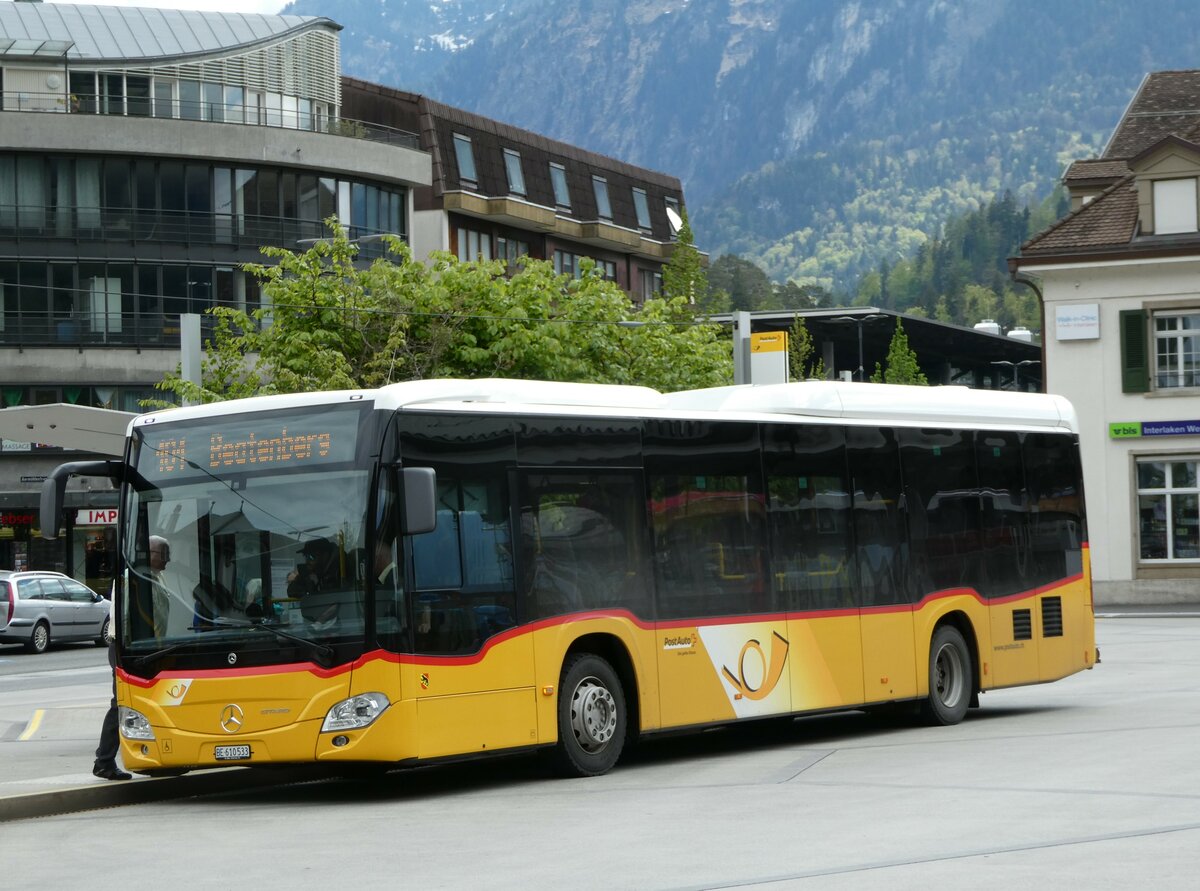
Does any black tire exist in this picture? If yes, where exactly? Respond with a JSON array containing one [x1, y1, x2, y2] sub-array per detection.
[[553, 653, 626, 777], [95, 617, 111, 646], [922, 625, 972, 725], [25, 621, 50, 655]]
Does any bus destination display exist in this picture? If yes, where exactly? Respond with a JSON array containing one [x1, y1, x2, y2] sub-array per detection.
[[139, 409, 361, 480]]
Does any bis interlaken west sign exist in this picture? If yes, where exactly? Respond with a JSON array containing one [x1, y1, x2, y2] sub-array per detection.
[[1110, 420, 1200, 438]]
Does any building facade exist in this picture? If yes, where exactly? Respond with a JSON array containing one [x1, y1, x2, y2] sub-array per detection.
[[340, 78, 689, 303], [1014, 69, 1200, 605], [0, 2, 701, 595], [0, 2, 431, 590]]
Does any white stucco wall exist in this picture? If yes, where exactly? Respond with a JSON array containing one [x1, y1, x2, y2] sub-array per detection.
[[1037, 256, 1200, 602]]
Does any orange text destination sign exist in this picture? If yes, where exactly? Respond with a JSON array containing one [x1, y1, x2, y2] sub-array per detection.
[[137, 406, 363, 480]]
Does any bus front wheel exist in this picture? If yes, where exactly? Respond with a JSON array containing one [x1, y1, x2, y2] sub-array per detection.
[[554, 653, 626, 777], [923, 625, 971, 725]]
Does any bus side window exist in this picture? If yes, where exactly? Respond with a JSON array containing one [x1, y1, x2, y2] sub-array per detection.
[[520, 471, 650, 621]]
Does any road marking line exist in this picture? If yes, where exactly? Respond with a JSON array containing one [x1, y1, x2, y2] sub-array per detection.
[[17, 709, 45, 742]]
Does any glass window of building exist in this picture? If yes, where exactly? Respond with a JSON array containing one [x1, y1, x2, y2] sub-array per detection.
[[457, 227, 492, 261], [178, 81, 201, 121], [126, 77, 151, 117], [1153, 178, 1198, 235], [633, 188, 651, 230], [1154, 311, 1200, 389], [153, 80, 174, 118], [640, 269, 662, 301], [1137, 458, 1200, 561], [592, 176, 612, 220], [453, 134, 477, 185], [503, 149, 526, 196], [550, 162, 570, 209], [665, 196, 682, 236]]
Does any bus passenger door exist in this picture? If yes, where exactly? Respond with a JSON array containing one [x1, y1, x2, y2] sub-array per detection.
[[408, 503, 537, 761], [849, 428, 918, 706]]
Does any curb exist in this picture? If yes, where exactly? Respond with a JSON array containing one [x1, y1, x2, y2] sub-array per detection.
[[0, 765, 330, 823]]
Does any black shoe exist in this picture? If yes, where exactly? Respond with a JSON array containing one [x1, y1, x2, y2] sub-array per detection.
[[93, 764, 132, 781]]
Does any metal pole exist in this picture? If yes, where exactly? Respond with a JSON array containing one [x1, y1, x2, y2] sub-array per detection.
[[856, 321, 865, 381], [733, 311, 751, 385], [180, 313, 202, 406]]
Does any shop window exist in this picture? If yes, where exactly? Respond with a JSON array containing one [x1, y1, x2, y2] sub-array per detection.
[[1138, 457, 1200, 561]]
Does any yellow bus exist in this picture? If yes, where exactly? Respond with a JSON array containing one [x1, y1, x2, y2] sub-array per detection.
[[42, 379, 1097, 777]]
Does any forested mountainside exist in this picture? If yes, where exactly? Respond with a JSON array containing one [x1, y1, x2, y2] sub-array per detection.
[[283, 0, 1200, 292]]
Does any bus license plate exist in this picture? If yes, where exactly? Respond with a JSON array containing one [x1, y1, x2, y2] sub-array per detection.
[[214, 745, 252, 761]]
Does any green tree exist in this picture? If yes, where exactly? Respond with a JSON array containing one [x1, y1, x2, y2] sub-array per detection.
[[157, 220, 734, 403], [787, 315, 826, 380], [661, 208, 709, 307], [705, 253, 772, 312], [869, 319, 928, 385]]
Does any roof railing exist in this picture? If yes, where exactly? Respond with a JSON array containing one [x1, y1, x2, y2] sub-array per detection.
[[0, 91, 422, 151]]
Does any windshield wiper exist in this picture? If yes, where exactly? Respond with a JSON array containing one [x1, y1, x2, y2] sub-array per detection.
[[207, 616, 336, 667], [125, 639, 206, 669]]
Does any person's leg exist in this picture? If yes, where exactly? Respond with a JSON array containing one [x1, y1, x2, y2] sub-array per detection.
[[93, 643, 131, 780]]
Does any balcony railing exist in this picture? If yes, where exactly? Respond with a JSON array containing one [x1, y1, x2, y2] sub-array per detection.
[[0, 310, 239, 350], [0, 91, 422, 151], [0, 205, 401, 256]]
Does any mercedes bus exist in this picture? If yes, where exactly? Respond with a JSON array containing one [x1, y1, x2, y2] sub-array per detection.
[[41, 378, 1097, 777]]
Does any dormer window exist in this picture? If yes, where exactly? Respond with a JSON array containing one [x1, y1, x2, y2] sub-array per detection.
[[632, 188, 651, 230], [453, 134, 477, 186], [1153, 178, 1198, 234], [503, 149, 526, 196], [592, 176, 612, 220], [550, 162, 570, 209]]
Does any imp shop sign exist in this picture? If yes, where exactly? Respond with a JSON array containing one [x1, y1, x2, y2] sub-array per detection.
[[75, 508, 118, 526]]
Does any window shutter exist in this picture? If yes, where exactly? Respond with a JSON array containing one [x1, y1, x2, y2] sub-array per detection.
[[1120, 309, 1149, 393]]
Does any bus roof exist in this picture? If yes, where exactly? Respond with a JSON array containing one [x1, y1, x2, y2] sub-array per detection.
[[134, 379, 1078, 434]]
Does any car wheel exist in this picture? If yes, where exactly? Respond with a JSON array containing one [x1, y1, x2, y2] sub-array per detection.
[[95, 617, 111, 646], [25, 621, 50, 655], [552, 653, 626, 777]]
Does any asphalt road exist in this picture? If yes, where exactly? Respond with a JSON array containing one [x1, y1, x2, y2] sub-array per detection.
[[2, 616, 1198, 889]]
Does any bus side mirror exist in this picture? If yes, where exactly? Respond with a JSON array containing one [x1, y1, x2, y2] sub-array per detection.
[[40, 460, 125, 541], [401, 467, 437, 535]]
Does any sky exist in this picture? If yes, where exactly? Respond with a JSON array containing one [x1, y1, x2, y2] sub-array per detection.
[[45, 1, 290, 13]]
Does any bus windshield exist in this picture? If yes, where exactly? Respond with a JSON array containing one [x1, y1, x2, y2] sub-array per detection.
[[119, 405, 372, 664]]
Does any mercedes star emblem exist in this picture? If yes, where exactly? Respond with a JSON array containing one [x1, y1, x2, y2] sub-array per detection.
[[221, 704, 245, 734]]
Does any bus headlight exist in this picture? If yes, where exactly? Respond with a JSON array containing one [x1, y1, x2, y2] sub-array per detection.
[[118, 707, 155, 741], [321, 692, 390, 732]]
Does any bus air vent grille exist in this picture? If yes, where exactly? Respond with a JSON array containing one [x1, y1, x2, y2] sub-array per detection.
[[1012, 608, 1032, 641], [1042, 596, 1064, 638]]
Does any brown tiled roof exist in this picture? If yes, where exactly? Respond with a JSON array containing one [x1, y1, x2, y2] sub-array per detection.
[[1104, 70, 1200, 158], [1064, 159, 1129, 182], [1020, 176, 1138, 256]]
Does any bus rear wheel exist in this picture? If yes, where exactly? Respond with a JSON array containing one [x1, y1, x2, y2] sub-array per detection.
[[923, 625, 971, 725], [553, 653, 626, 777]]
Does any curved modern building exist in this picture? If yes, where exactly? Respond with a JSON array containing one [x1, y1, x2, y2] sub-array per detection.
[[0, 1, 698, 593], [0, 1, 431, 587]]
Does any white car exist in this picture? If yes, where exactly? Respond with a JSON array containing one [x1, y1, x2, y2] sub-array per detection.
[[0, 571, 109, 654]]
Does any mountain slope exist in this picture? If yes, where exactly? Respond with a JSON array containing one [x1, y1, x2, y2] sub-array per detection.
[[284, 0, 1200, 290]]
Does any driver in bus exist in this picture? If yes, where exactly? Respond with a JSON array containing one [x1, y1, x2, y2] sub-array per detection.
[[287, 537, 341, 624]]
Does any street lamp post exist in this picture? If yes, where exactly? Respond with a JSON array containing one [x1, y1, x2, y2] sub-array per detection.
[[830, 313, 888, 381]]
